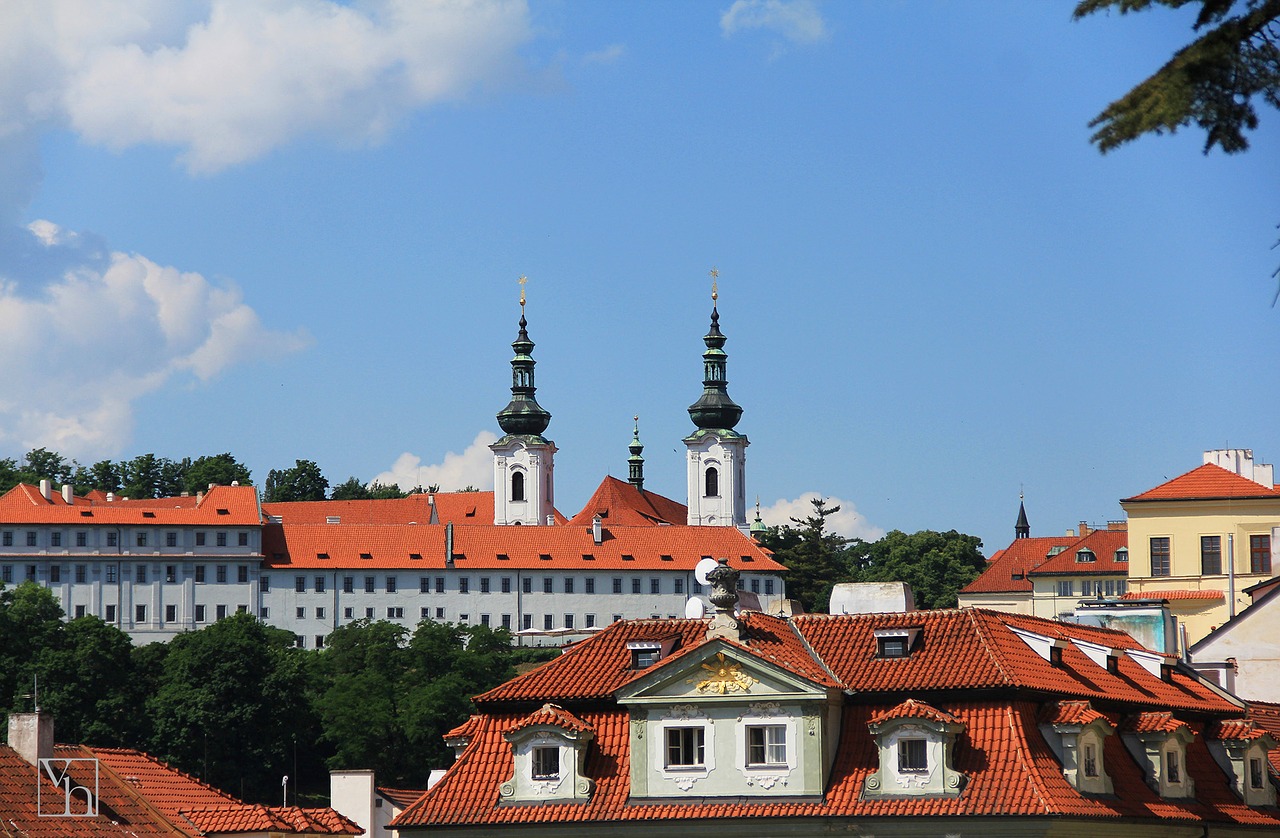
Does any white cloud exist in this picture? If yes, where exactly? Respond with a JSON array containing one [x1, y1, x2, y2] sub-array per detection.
[[720, 0, 827, 45], [582, 43, 625, 66], [372, 431, 499, 492], [0, 221, 309, 457], [759, 492, 883, 541], [0, 0, 535, 173]]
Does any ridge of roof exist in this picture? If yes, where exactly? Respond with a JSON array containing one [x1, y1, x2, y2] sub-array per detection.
[[565, 475, 688, 527], [868, 698, 962, 727], [1124, 462, 1280, 503]]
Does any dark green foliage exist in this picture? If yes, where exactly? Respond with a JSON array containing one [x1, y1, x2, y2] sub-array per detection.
[[329, 477, 408, 500], [756, 498, 848, 613], [0, 450, 252, 498], [847, 529, 988, 610], [145, 613, 313, 802], [264, 459, 330, 502], [182, 453, 253, 493], [1075, 0, 1280, 154]]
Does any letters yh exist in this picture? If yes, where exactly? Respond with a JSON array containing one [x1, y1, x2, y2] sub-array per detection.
[[38, 757, 99, 817]]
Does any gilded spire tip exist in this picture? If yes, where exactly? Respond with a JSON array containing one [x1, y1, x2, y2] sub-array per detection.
[[709, 267, 719, 303], [518, 274, 527, 309]]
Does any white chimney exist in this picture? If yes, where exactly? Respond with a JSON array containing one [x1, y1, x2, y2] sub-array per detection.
[[106, 492, 115, 503], [7, 712, 54, 767], [39, 479, 51, 501], [230, 480, 240, 487], [592, 515, 603, 546], [61, 484, 73, 504]]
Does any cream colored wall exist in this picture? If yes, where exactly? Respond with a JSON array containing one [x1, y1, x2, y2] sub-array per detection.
[[955, 591, 1033, 615], [1123, 497, 1280, 644], [1193, 595, 1280, 703]]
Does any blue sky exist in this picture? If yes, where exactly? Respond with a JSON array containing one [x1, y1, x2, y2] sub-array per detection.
[[0, 1, 1276, 555]]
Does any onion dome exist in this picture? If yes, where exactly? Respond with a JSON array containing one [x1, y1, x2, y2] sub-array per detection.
[[687, 288, 743, 431], [496, 292, 551, 437]]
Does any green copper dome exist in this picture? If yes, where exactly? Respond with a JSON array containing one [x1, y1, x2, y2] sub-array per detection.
[[687, 305, 743, 431], [496, 313, 551, 436]]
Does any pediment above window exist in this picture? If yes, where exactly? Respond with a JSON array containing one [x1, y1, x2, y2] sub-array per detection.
[[499, 704, 595, 804], [1210, 719, 1277, 807], [615, 641, 832, 705], [1039, 700, 1115, 795], [1121, 712, 1195, 799]]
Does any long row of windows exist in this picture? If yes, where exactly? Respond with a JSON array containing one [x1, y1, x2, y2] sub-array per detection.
[[2, 563, 253, 585], [1, 529, 251, 549], [1151, 534, 1272, 577], [1055, 579, 1128, 597], [283, 574, 779, 596]]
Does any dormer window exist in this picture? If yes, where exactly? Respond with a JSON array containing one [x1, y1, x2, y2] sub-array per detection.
[[532, 746, 559, 780], [1122, 712, 1195, 798], [499, 704, 594, 804], [1075, 549, 1096, 563], [864, 699, 966, 798], [1164, 748, 1181, 783], [874, 627, 922, 659], [1210, 719, 1276, 806], [1251, 757, 1265, 789], [746, 725, 786, 767], [1115, 547, 1128, 562], [1083, 742, 1098, 777], [1039, 700, 1115, 795], [628, 637, 679, 669]]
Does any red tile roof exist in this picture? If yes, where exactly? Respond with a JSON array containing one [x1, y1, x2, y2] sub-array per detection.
[[959, 536, 1075, 594], [868, 698, 962, 727], [442, 715, 483, 742], [506, 704, 594, 736], [1211, 719, 1272, 742], [1039, 700, 1111, 728], [180, 804, 361, 834], [1123, 711, 1192, 735], [0, 745, 140, 837], [263, 522, 783, 572], [263, 492, 495, 525], [1124, 462, 1280, 503], [565, 476, 688, 527], [1247, 700, 1280, 775], [1027, 529, 1128, 577], [0, 484, 260, 526], [377, 786, 427, 810], [1121, 590, 1225, 601]]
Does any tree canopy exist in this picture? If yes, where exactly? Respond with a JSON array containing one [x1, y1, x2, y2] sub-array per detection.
[[1075, 0, 1280, 154], [263, 459, 330, 502]]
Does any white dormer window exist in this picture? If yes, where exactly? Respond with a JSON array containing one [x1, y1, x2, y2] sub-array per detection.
[[1164, 747, 1181, 783], [499, 704, 595, 804], [1115, 547, 1128, 562], [873, 627, 922, 659], [1039, 700, 1115, 795], [532, 746, 559, 780], [864, 699, 966, 798], [1210, 719, 1277, 806], [1122, 713, 1195, 799], [1075, 549, 1096, 563]]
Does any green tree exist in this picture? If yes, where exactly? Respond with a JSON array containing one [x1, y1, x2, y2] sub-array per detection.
[[120, 453, 167, 499], [0, 458, 18, 493], [32, 616, 144, 746], [17, 448, 73, 486], [1075, 0, 1280, 154], [850, 529, 987, 610], [78, 460, 122, 494], [0, 582, 66, 722], [756, 498, 850, 613], [326, 476, 409, 501], [146, 613, 312, 801], [264, 460, 329, 503], [184, 453, 252, 493]]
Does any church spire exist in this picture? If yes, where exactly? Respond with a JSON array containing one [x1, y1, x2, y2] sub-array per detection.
[[687, 270, 743, 431], [1015, 493, 1030, 539], [496, 276, 551, 437], [627, 415, 645, 491]]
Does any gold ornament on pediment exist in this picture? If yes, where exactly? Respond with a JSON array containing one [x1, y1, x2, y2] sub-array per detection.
[[690, 652, 756, 694]]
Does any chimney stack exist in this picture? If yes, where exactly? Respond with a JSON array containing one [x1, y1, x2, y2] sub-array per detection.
[[592, 515, 603, 546], [61, 484, 73, 504], [7, 712, 54, 767], [39, 479, 52, 501]]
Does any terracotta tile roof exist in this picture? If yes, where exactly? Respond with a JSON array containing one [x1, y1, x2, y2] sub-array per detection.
[[442, 715, 483, 742], [506, 704, 594, 736], [1247, 700, 1280, 775], [263, 522, 783, 572], [180, 804, 361, 834], [868, 698, 962, 727], [1121, 590, 1225, 601], [959, 536, 1076, 594], [1039, 700, 1111, 728], [0, 745, 141, 836], [377, 786, 427, 809], [262, 491, 495, 525], [0, 484, 261, 526], [1211, 718, 1272, 742], [1123, 711, 1192, 735], [395, 701, 1280, 829], [1027, 529, 1128, 577], [565, 476, 688, 527], [1124, 462, 1280, 502]]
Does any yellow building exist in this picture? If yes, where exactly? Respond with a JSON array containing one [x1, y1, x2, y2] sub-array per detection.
[[1122, 449, 1280, 646]]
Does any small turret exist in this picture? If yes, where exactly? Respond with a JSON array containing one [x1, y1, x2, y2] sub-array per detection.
[[1015, 495, 1030, 539], [627, 416, 645, 491]]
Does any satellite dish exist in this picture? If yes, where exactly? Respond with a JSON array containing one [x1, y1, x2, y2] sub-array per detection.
[[694, 557, 718, 586], [684, 597, 707, 619]]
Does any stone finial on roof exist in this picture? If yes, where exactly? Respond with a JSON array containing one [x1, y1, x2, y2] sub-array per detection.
[[705, 557, 744, 642]]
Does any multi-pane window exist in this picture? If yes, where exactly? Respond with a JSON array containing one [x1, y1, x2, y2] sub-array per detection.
[[585, 613, 596, 628], [674, 578, 684, 595], [1251, 757, 1265, 789], [1, 566, 10, 584], [502, 577, 512, 593], [49, 565, 61, 583], [1250, 534, 1272, 574], [316, 607, 325, 619], [459, 577, 470, 594], [366, 607, 375, 620], [136, 532, 147, 547], [1, 531, 10, 546], [26, 531, 37, 547], [564, 578, 574, 594], [344, 576, 355, 593], [195, 604, 206, 622], [216, 532, 227, 547], [50, 532, 61, 548], [166, 532, 178, 548], [898, 738, 927, 772], [388, 607, 404, 619], [502, 614, 512, 629], [522, 614, 532, 630], [166, 565, 176, 583], [564, 614, 574, 629], [1083, 743, 1098, 778], [295, 576, 306, 593], [107, 532, 118, 547], [165, 605, 177, 623], [631, 578, 642, 595], [1201, 535, 1222, 575], [747, 725, 787, 766], [75, 565, 86, 583], [76, 532, 86, 547], [650, 578, 660, 595], [480, 577, 491, 594], [613, 578, 623, 594], [238, 532, 248, 546], [105, 604, 116, 622], [1150, 537, 1171, 577], [296, 607, 305, 619], [420, 577, 430, 593], [765, 579, 776, 595], [1165, 749, 1181, 783], [750, 578, 760, 594], [584, 577, 595, 594], [136, 565, 147, 584], [106, 565, 117, 583], [217, 565, 227, 583], [386, 576, 397, 593], [135, 604, 147, 623], [195, 532, 206, 546], [436, 577, 446, 594], [238, 566, 248, 583], [1057, 580, 1074, 597], [315, 576, 326, 593], [543, 577, 553, 594], [74, 605, 85, 618], [522, 577, 532, 594], [665, 727, 705, 768], [532, 746, 559, 779], [543, 614, 554, 630], [261, 576, 270, 593], [436, 607, 445, 619], [365, 576, 375, 593]]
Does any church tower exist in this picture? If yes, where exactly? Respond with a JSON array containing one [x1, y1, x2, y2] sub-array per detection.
[[685, 273, 748, 527], [1015, 494, 1030, 539], [492, 279, 556, 525]]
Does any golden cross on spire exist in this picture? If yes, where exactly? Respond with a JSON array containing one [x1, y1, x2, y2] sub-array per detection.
[[518, 274, 527, 308], [709, 266, 718, 302]]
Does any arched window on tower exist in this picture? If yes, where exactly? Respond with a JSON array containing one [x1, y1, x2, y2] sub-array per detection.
[[705, 467, 719, 498], [512, 471, 526, 502]]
